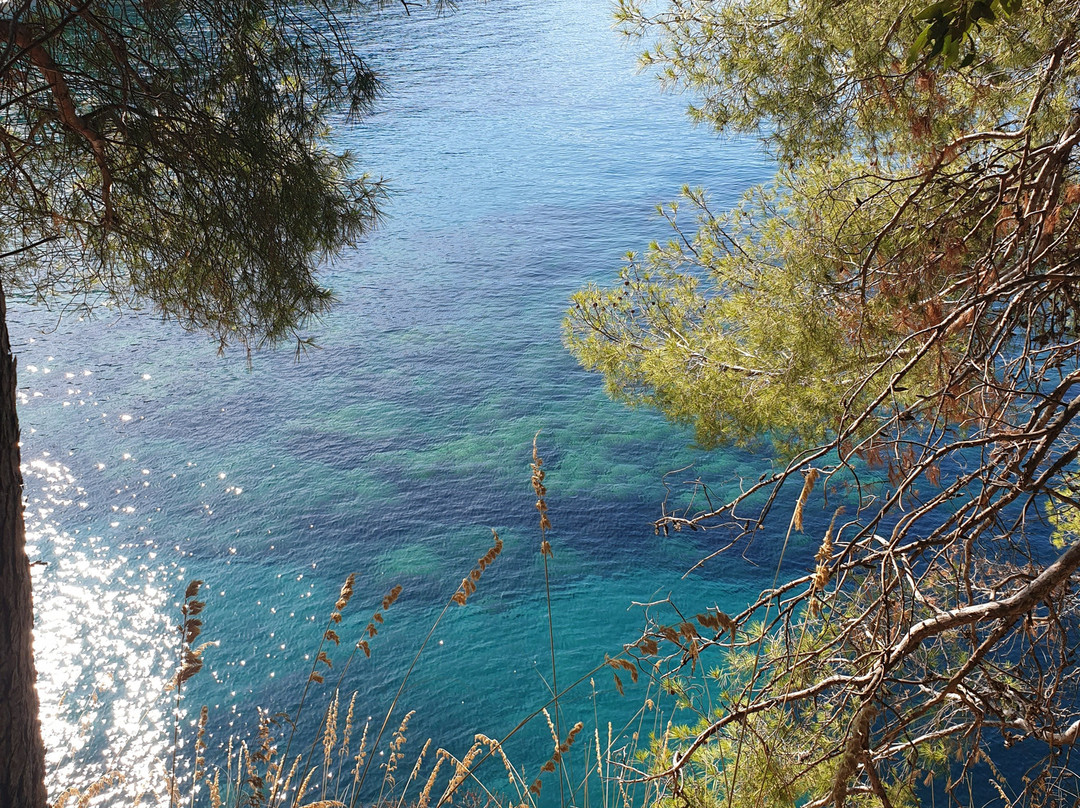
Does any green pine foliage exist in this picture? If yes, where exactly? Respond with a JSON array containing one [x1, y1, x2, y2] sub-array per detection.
[[0, 0, 399, 350], [566, 0, 1080, 455], [567, 0, 1080, 805]]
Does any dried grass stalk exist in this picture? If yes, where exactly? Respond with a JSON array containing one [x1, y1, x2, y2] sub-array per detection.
[[452, 530, 503, 605], [792, 467, 820, 532]]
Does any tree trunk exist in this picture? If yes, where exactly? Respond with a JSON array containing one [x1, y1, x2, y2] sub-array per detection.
[[0, 285, 47, 808]]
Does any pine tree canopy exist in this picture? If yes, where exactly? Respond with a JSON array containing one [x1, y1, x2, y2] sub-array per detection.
[[567, 1, 1080, 805], [0, 0, 396, 348], [569, 0, 1079, 455]]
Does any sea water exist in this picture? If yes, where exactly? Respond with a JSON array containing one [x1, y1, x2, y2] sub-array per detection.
[[14, 0, 787, 801]]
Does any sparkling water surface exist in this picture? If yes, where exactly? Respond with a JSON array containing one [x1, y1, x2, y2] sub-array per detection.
[[15, 0, 783, 802]]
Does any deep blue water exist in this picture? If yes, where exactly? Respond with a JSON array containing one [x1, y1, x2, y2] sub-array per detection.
[[13, 1, 784, 803]]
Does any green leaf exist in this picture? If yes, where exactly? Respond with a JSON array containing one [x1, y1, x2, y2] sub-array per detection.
[[913, 0, 952, 21], [907, 25, 932, 64]]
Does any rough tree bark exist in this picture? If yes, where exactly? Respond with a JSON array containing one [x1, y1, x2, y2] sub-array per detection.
[[0, 284, 48, 808]]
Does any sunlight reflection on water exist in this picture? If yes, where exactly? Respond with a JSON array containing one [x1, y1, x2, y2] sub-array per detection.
[[28, 456, 176, 802]]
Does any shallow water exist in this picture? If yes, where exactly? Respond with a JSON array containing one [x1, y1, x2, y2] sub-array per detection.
[[15, 1, 783, 802]]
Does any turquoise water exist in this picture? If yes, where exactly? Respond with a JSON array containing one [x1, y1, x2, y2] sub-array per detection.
[[14, 1, 785, 802]]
